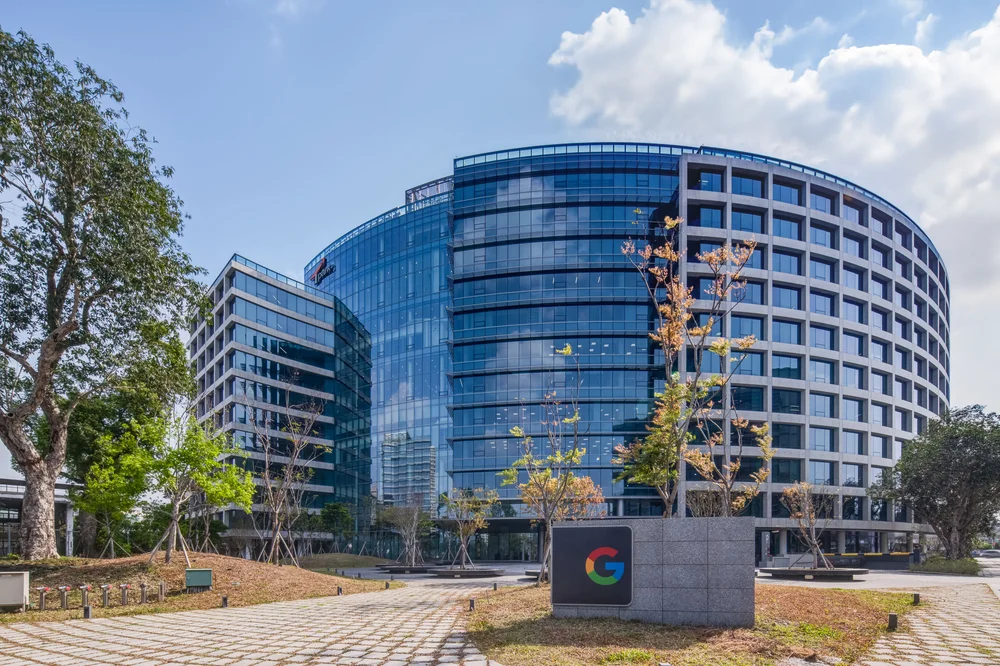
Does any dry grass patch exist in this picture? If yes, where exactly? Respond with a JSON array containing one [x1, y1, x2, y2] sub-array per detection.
[[468, 583, 913, 666], [0, 552, 400, 623]]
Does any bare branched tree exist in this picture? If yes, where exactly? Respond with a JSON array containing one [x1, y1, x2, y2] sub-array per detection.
[[380, 497, 431, 567], [237, 377, 329, 566], [781, 482, 836, 569]]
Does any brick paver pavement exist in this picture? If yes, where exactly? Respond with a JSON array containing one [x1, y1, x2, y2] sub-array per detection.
[[860, 583, 1000, 666], [0, 579, 501, 666]]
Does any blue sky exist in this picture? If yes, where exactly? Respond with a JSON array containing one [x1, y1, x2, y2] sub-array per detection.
[[4, 0, 1000, 408]]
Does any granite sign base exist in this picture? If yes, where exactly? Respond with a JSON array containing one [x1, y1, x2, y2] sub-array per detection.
[[551, 517, 755, 627]]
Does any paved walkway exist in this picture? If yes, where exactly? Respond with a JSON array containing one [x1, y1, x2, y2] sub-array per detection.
[[0, 576, 511, 666], [857, 560, 1000, 666]]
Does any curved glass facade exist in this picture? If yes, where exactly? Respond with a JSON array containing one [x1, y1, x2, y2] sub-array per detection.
[[307, 191, 453, 514], [307, 143, 951, 559]]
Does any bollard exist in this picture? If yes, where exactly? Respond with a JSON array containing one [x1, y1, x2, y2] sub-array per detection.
[[79, 585, 91, 608], [469, 598, 475, 611], [390, 575, 394, 581], [222, 596, 228, 608], [101, 585, 111, 608], [356, 573, 361, 579], [385, 581, 390, 590], [493, 582, 498, 591], [140, 582, 147, 605], [58, 586, 70, 610], [913, 592, 920, 605], [158, 581, 166, 602], [120, 584, 130, 606], [83, 605, 92, 619], [888, 613, 898, 631], [35, 587, 49, 611], [337, 586, 343, 596]]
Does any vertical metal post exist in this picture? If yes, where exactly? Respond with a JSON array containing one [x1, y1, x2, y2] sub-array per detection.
[[36, 588, 47, 611], [79, 586, 89, 608], [222, 596, 228, 608], [101, 586, 110, 608], [120, 584, 129, 606], [888, 613, 898, 631], [140, 583, 147, 604], [337, 586, 343, 596], [59, 587, 69, 610], [158, 581, 166, 602], [83, 605, 92, 619]]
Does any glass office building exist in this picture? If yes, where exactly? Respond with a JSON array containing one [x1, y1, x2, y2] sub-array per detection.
[[190, 255, 373, 544], [297, 142, 949, 560]]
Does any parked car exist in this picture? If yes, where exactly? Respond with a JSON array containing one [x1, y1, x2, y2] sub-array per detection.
[[979, 549, 1000, 558]]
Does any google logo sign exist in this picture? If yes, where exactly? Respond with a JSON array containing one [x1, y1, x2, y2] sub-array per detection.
[[585, 546, 624, 585]]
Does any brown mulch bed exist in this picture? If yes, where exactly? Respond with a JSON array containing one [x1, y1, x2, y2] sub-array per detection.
[[0, 552, 400, 623], [467, 583, 913, 666]]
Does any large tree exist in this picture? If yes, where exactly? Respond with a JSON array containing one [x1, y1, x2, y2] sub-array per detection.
[[869, 406, 1000, 560], [614, 214, 767, 517], [0, 29, 201, 558]]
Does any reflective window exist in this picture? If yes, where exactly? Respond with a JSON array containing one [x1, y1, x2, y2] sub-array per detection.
[[810, 223, 834, 247], [809, 359, 836, 384], [842, 463, 863, 487], [732, 386, 765, 411], [772, 320, 801, 345], [733, 280, 764, 304], [810, 325, 835, 350], [809, 460, 834, 485], [773, 181, 801, 206], [842, 332, 865, 356], [773, 424, 802, 449], [773, 216, 801, 240], [843, 397, 865, 422], [732, 351, 764, 376], [842, 364, 864, 389], [732, 209, 763, 233], [810, 393, 836, 418], [810, 258, 835, 282], [731, 315, 763, 339], [810, 426, 835, 451], [843, 431, 864, 455], [843, 298, 865, 323], [732, 174, 764, 198], [772, 389, 803, 414], [773, 284, 801, 310], [773, 251, 801, 275], [772, 354, 802, 379], [843, 266, 865, 291], [690, 205, 723, 228], [810, 290, 835, 316]]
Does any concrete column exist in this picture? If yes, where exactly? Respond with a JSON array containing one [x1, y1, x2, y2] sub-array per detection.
[[64, 506, 74, 557], [778, 529, 788, 555], [907, 532, 915, 551], [759, 531, 771, 565], [881, 532, 892, 554], [617, 498, 624, 517], [836, 530, 846, 554]]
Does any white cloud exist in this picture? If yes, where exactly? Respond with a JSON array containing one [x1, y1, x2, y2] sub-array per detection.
[[894, 0, 926, 22], [838, 33, 855, 48], [915, 13, 939, 45], [549, 0, 1000, 410]]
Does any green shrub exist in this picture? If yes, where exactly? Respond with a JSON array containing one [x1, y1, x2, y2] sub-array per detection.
[[910, 556, 980, 575]]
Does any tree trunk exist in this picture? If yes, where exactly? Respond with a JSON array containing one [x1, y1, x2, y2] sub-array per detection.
[[19, 463, 59, 560], [165, 507, 180, 564], [79, 511, 98, 558]]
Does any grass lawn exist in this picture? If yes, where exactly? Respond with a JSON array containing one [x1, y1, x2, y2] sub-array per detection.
[[0, 551, 400, 623], [468, 583, 914, 666], [295, 553, 390, 570]]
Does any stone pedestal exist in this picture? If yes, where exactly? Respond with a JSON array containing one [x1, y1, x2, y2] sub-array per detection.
[[551, 517, 755, 627]]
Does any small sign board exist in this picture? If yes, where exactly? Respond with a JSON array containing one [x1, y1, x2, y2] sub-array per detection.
[[551, 525, 632, 606]]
